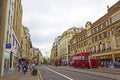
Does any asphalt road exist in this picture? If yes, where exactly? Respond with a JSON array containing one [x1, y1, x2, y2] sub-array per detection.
[[39, 66, 114, 80]]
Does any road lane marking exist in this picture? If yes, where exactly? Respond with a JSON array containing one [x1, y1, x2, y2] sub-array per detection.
[[45, 67, 74, 80]]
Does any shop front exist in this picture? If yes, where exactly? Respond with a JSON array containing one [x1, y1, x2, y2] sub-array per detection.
[[3, 51, 10, 74], [95, 51, 120, 68], [96, 54, 112, 61], [114, 53, 120, 61]]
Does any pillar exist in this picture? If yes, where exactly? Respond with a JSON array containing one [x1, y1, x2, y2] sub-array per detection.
[[0, 0, 9, 76]]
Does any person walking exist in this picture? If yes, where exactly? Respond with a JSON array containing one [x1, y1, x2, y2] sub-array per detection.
[[33, 65, 37, 76], [31, 62, 38, 76], [16, 63, 21, 72], [22, 62, 28, 74]]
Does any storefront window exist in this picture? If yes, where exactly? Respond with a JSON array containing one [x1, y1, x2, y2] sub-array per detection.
[[4, 52, 10, 74]]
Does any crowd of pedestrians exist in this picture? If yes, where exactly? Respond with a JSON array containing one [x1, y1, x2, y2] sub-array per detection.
[[99, 59, 120, 68], [15, 61, 38, 76]]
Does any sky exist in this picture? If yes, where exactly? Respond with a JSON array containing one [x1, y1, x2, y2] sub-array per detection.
[[21, 0, 119, 57]]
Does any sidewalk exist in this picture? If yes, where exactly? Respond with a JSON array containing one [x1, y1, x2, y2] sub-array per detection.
[[95, 67, 120, 71], [0, 70, 40, 80], [60, 65, 120, 71]]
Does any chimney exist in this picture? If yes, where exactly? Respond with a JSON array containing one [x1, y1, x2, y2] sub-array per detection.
[[107, 5, 109, 9], [107, 5, 109, 11]]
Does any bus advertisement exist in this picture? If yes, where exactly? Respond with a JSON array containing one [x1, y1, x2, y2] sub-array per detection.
[[72, 52, 98, 68], [54, 58, 62, 67]]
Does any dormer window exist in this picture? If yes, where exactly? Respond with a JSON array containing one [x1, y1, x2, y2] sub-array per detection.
[[111, 12, 120, 23]]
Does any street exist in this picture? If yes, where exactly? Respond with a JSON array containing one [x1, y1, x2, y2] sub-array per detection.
[[39, 66, 115, 80]]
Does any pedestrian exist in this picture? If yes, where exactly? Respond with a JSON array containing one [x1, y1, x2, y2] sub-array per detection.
[[30, 62, 36, 76], [31, 62, 35, 68], [100, 61, 104, 68], [22, 62, 28, 74], [16, 63, 21, 72], [33, 65, 37, 76]]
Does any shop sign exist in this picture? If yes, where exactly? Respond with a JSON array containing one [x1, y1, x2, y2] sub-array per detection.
[[6, 44, 11, 49]]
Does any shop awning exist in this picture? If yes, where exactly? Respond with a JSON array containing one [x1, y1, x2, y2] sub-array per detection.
[[19, 58, 30, 63]]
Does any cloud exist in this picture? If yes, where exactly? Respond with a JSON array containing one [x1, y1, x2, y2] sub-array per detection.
[[22, 0, 119, 57]]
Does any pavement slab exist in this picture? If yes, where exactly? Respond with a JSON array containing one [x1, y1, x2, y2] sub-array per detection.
[[0, 71, 40, 80]]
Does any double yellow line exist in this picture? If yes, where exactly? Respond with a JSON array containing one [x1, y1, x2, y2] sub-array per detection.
[[37, 67, 43, 80]]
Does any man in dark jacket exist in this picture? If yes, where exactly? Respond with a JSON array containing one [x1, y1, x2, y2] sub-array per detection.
[[22, 63, 28, 74]]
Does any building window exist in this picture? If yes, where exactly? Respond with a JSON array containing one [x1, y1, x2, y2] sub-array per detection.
[[106, 30, 110, 37], [102, 43, 106, 52], [92, 29, 94, 34], [8, 10, 11, 25], [100, 24, 103, 29], [104, 31, 107, 37], [73, 28, 76, 32], [86, 40, 88, 45], [90, 39, 92, 44], [92, 37, 95, 42], [118, 30, 120, 33], [97, 35, 99, 40], [99, 34, 101, 39], [97, 45, 100, 52], [107, 41, 111, 50], [105, 20, 109, 26], [95, 36, 97, 41], [116, 36, 120, 48], [6, 31, 9, 43], [87, 31, 91, 37], [94, 46, 96, 53], [13, 36, 15, 46], [96, 27, 98, 32], [116, 26, 120, 33], [101, 33, 104, 39]]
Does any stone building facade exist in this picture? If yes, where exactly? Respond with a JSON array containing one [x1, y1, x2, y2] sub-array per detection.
[[58, 27, 83, 65], [70, 1, 120, 64], [0, 0, 9, 76], [0, 0, 33, 76]]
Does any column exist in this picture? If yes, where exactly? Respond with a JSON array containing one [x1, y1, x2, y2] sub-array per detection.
[[0, 0, 9, 76]]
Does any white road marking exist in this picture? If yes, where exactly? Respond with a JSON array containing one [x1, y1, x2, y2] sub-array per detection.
[[45, 67, 74, 80]]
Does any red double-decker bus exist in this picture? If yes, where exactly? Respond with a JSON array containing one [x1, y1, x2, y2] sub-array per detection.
[[54, 58, 62, 66], [72, 52, 98, 68]]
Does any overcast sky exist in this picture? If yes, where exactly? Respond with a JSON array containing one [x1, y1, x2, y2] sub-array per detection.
[[21, 0, 119, 57]]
